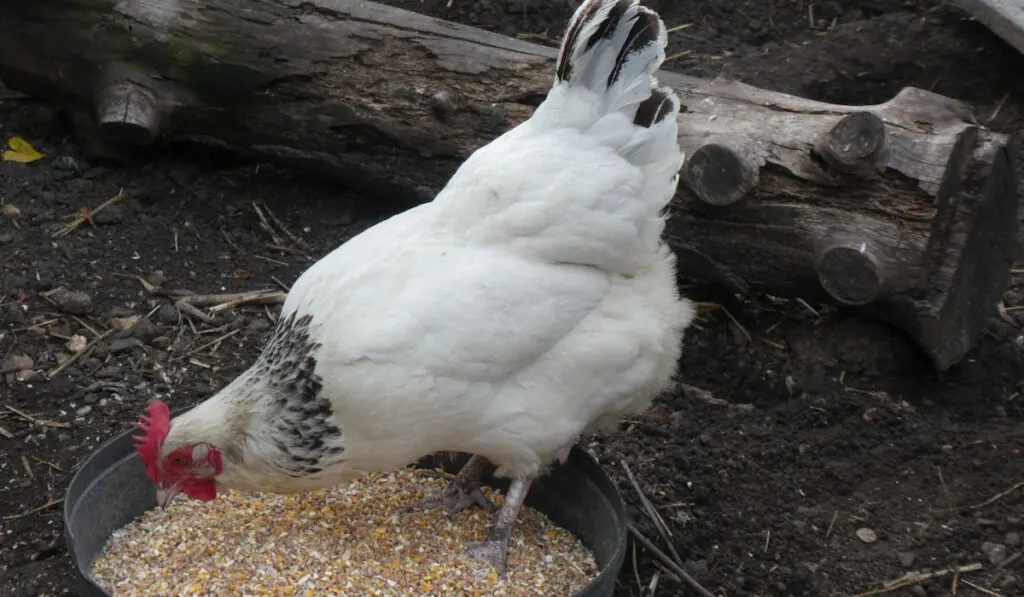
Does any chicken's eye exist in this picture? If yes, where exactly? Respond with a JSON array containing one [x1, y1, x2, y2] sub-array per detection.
[[169, 454, 186, 465]]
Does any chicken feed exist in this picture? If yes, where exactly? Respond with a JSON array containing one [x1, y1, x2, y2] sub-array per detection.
[[91, 467, 599, 596]]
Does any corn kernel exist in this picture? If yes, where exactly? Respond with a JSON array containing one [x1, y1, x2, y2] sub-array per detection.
[[91, 468, 597, 596]]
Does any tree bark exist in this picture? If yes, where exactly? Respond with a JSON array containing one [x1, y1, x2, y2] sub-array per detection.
[[0, 0, 1017, 371]]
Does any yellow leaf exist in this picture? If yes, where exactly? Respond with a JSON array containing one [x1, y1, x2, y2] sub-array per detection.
[[2, 137, 44, 163]]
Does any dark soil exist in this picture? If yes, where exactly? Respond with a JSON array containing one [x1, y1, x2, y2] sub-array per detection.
[[2, 1, 1024, 596]]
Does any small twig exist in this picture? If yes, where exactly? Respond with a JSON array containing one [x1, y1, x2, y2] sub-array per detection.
[[177, 301, 217, 325], [178, 290, 281, 308], [31, 456, 63, 472], [254, 254, 289, 266], [851, 563, 983, 597], [0, 424, 13, 439], [251, 202, 284, 246], [628, 524, 716, 597], [694, 302, 752, 344], [208, 290, 287, 313], [221, 228, 245, 254], [175, 329, 242, 360], [647, 568, 661, 597], [2, 498, 62, 520], [664, 49, 693, 62], [632, 542, 643, 596], [175, 290, 286, 323], [987, 92, 1010, 123], [6, 405, 71, 429], [259, 202, 308, 249], [270, 275, 291, 292], [962, 480, 1024, 510], [666, 22, 693, 33], [960, 579, 1004, 597], [51, 189, 127, 238], [998, 551, 1021, 569], [935, 480, 1024, 513], [795, 297, 820, 317], [621, 460, 685, 567], [764, 529, 771, 552], [68, 314, 100, 338], [48, 328, 115, 378], [21, 455, 34, 479], [825, 510, 839, 539]]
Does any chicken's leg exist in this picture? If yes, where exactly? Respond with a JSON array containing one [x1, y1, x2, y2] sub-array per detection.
[[466, 476, 533, 576], [407, 454, 495, 517]]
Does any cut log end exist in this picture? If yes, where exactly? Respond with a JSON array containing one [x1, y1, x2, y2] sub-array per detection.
[[814, 112, 887, 176], [95, 81, 161, 147], [817, 244, 885, 306], [683, 141, 761, 206]]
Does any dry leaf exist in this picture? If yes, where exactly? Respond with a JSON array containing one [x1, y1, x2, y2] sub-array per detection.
[[2, 137, 44, 163]]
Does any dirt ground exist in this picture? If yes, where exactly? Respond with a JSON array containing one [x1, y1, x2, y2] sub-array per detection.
[[2, 1, 1023, 596]]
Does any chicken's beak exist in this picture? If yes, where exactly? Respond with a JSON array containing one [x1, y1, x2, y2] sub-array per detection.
[[156, 484, 181, 509]]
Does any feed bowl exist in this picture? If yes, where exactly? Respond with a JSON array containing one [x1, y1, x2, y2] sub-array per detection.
[[64, 427, 627, 596]]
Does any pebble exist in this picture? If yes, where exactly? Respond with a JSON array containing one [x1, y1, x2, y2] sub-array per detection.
[[0, 231, 12, 245], [4, 304, 27, 325], [52, 156, 81, 172], [108, 306, 136, 318], [16, 369, 40, 382], [150, 336, 171, 349], [1006, 532, 1020, 547], [91, 342, 109, 359], [50, 289, 93, 315], [113, 317, 161, 343], [108, 337, 144, 354], [856, 528, 878, 544], [897, 552, 916, 568], [147, 271, 167, 288], [155, 304, 180, 325], [132, 318, 162, 343], [4, 354, 34, 371], [95, 366, 122, 379], [247, 317, 273, 332], [76, 405, 92, 417], [65, 334, 88, 354], [982, 541, 1008, 565], [109, 316, 139, 332], [683, 559, 708, 576]]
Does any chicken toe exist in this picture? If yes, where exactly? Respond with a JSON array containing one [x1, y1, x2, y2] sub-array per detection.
[[407, 454, 495, 517], [466, 476, 533, 576]]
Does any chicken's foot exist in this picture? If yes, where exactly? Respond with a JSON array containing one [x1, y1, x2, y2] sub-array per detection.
[[406, 454, 495, 517], [466, 475, 533, 576]]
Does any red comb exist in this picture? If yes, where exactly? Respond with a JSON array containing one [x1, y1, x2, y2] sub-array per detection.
[[132, 400, 170, 483]]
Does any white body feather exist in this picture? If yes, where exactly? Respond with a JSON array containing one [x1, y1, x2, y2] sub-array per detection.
[[169, 0, 695, 493]]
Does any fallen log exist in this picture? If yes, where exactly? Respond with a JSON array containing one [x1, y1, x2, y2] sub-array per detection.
[[953, 0, 1024, 56], [0, 0, 1017, 371]]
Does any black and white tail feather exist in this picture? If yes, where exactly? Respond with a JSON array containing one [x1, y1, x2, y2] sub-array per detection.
[[556, 0, 678, 131], [433, 0, 682, 274]]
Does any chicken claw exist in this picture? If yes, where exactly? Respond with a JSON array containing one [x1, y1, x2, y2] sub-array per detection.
[[407, 454, 495, 518], [466, 476, 533, 576]]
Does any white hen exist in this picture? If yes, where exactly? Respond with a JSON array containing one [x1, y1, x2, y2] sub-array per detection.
[[132, 0, 695, 574]]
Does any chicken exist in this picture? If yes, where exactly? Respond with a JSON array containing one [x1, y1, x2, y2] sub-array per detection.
[[132, 0, 694, 574]]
